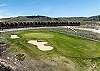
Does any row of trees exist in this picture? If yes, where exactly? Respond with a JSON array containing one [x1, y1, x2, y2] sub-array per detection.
[[0, 21, 80, 29]]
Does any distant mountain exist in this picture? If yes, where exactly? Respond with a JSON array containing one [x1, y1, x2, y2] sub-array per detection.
[[0, 16, 55, 22], [58, 15, 100, 21], [88, 15, 100, 21], [0, 15, 100, 22]]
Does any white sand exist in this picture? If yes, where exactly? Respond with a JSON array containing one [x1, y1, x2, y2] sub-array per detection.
[[28, 40, 53, 51], [75, 28, 100, 34], [10, 35, 20, 39], [66, 26, 100, 34]]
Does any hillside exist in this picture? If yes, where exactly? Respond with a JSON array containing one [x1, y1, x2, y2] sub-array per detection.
[[0, 15, 100, 22]]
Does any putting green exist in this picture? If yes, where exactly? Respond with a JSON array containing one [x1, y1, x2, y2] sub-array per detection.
[[23, 32, 54, 39]]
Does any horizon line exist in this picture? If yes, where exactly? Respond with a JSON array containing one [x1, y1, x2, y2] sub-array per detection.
[[0, 14, 100, 19]]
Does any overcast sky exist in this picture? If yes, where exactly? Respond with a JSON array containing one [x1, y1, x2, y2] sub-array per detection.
[[0, 0, 100, 18]]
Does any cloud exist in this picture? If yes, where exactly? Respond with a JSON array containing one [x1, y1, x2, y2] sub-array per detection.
[[0, 16, 10, 18], [0, 3, 7, 7]]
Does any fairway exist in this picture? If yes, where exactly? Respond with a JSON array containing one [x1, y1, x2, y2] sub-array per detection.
[[6, 30, 100, 58], [1, 29, 100, 71]]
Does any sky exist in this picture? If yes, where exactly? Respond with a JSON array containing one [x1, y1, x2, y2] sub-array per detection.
[[0, 0, 100, 18]]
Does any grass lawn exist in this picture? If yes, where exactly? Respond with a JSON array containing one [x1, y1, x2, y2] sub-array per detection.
[[2, 29, 100, 71], [4, 30, 100, 59]]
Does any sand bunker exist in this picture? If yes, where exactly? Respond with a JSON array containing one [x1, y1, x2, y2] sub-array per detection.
[[28, 40, 53, 51], [10, 35, 20, 39]]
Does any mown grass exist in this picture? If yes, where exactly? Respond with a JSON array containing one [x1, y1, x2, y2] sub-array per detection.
[[2, 29, 100, 71], [4, 30, 100, 59]]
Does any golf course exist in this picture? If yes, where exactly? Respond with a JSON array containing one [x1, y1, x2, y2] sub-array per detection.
[[0, 0, 100, 70], [1, 29, 100, 71]]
